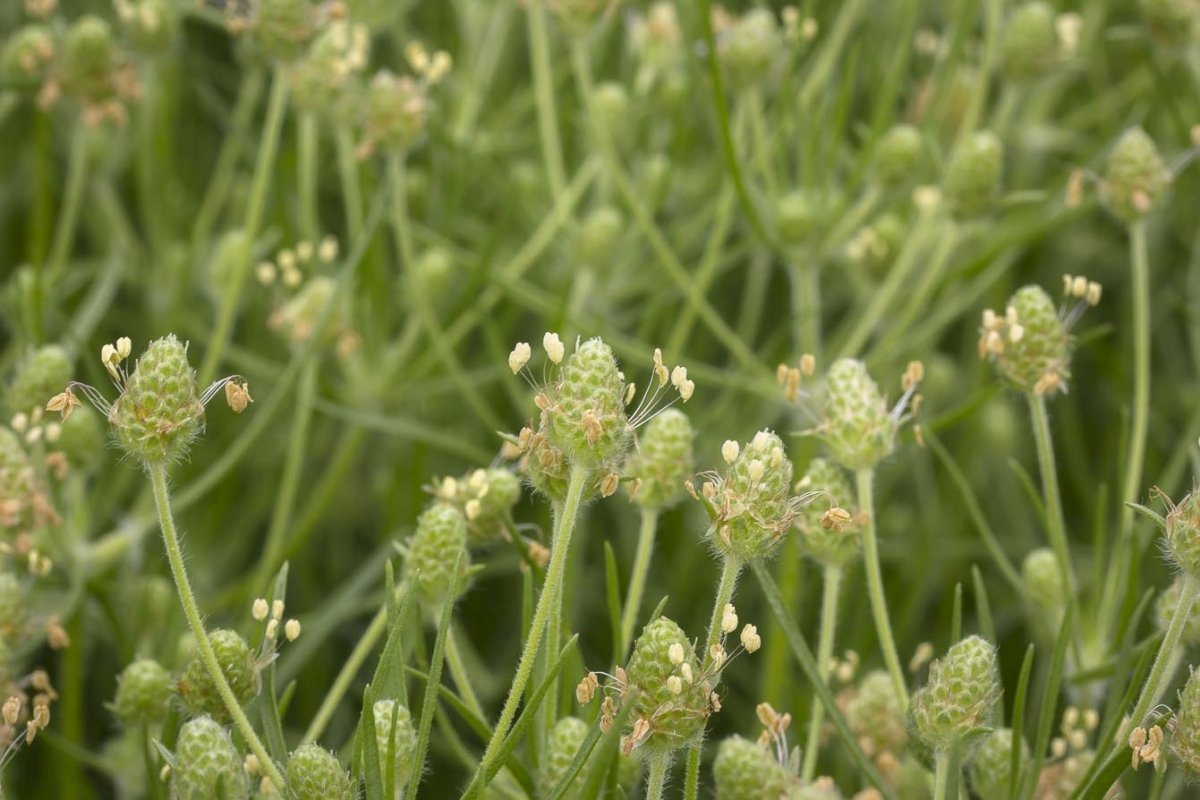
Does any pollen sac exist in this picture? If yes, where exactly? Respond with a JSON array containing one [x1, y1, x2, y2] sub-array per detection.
[[403, 502, 470, 613], [541, 716, 642, 796], [795, 459, 859, 569], [112, 658, 172, 727], [1001, 2, 1059, 82], [1165, 489, 1200, 580], [625, 617, 712, 756], [170, 717, 251, 800], [285, 743, 355, 800], [1155, 575, 1200, 647], [629, 408, 695, 511], [984, 286, 1070, 395], [707, 430, 796, 563], [178, 629, 258, 724], [1101, 127, 1168, 223], [372, 699, 418, 783], [942, 130, 1004, 220], [817, 359, 897, 473], [969, 728, 1030, 800], [872, 124, 924, 189], [109, 335, 205, 465], [713, 735, 802, 800], [546, 338, 632, 472], [910, 635, 1001, 751]]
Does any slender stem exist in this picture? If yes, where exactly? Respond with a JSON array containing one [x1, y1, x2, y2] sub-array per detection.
[[645, 754, 671, 800], [1026, 392, 1078, 604], [1128, 574, 1198, 732], [870, 227, 958, 363], [790, 258, 821, 360], [147, 462, 284, 788], [857, 468, 908, 709], [473, 463, 589, 796], [38, 124, 90, 341], [526, 0, 566, 196], [335, 126, 364, 240], [1122, 220, 1152, 533], [801, 564, 843, 782], [445, 622, 485, 720], [621, 508, 660, 658], [932, 748, 951, 800], [199, 66, 290, 385], [797, 0, 867, 107], [297, 111, 319, 242]]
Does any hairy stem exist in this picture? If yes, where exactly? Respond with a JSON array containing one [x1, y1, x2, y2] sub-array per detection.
[[620, 508, 660, 658], [645, 753, 671, 800], [1128, 574, 1198, 734]]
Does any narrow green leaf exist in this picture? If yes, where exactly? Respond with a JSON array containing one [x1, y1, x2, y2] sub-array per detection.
[[1021, 605, 1073, 800], [357, 684, 385, 800], [576, 695, 637, 800], [259, 563, 290, 765], [951, 582, 963, 643], [1009, 645, 1034, 800], [972, 565, 996, 646], [371, 562, 417, 705], [604, 542, 622, 665]]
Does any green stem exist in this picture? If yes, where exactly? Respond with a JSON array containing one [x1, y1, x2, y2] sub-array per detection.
[[791, 258, 821, 360], [445, 621, 486, 720], [335, 126, 364, 240], [870, 226, 957, 363], [801, 564, 842, 782], [1026, 392, 1078, 605], [621, 508, 660, 658], [797, 0, 867, 108], [645, 754, 671, 800], [148, 462, 284, 788], [473, 463, 590, 796], [199, 66, 290, 385], [297, 110, 319, 242], [38, 124, 90, 340], [1122, 221, 1152, 535], [932, 748, 952, 800], [857, 468, 908, 709], [1127, 574, 1198, 733], [526, 0, 566, 196]]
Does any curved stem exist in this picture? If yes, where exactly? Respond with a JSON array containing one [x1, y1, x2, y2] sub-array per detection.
[[148, 462, 284, 788], [1128, 574, 1198, 732], [857, 468, 908, 709], [526, 0, 566, 197], [621, 508, 660, 658], [1122, 221, 1152, 534], [645, 753, 671, 800], [199, 66, 290, 385], [801, 564, 843, 782], [1026, 392, 1078, 607], [473, 463, 589, 796], [445, 621, 485, 720]]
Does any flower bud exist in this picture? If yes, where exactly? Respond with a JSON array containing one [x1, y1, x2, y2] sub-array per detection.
[[289, 22, 369, 118], [576, 206, 624, 268], [360, 70, 430, 155], [1155, 575, 1200, 646], [795, 458, 859, 568], [171, 716, 250, 800], [713, 735, 798, 800], [845, 670, 908, 762], [109, 335, 204, 465], [718, 9, 782, 88], [1021, 547, 1066, 636], [285, 743, 354, 800], [540, 716, 589, 795], [414, 248, 454, 300], [625, 617, 711, 755], [7, 345, 71, 417], [983, 285, 1070, 395], [591, 82, 632, 152], [1, 25, 56, 89], [817, 359, 896, 472], [706, 430, 796, 563], [372, 699, 417, 782], [113, 658, 172, 726], [1101, 127, 1168, 223], [630, 408, 694, 511], [207, 229, 251, 303], [56, 405, 106, 473], [872, 125, 924, 189], [546, 338, 631, 471], [60, 16, 123, 107], [942, 131, 1004, 219], [403, 502, 470, 612], [269, 276, 348, 346], [1002, 3, 1059, 81], [178, 629, 258, 724], [1166, 488, 1200, 580], [638, 153, 673, 211], [774, 190, 825, 245], [910, 635, 1001, 750], [256, 0, 316, 62], [969, 728, 1030, 800]]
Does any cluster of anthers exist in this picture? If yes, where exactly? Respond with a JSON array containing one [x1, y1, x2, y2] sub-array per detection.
[[250, 595, 302, 673], [754, 701, 793, 766], [1, 670, 55, 763], [576, 604, 761, 756], [257, 235, 340, 289], [775, 353, 816, 403], [1129, 711, 1167, 773]]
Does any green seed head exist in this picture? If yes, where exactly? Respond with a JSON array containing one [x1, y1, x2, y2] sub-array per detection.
[[774, 190, 826, 246], [625, 616, 712, 756], [707, 430, 797, 563], [794, 459, 859, 569], [285, 744, 354, 800], [1021, 547, 1067, 632], [718, 9, 782, 88], [178, 629, 258, 724], [1140, 0, 1200, 47], [846, 670, 908, 763], [872, 125, 924, 188], [171, 716, 250, 800], [1155, 575, 1200, 646], [403, 502, 470, 612], [8, 345, 72, 417], [546, 338, 632, 471], [2, 25, 56, 89], [256, 0, 316, 61], [577, 206, 625, 268], [969, 728, 1030, 800], [911, 635, 1001, 750], [630, 408, 695, 511], [110, 335, 205, 465], [982, 285, 1072, 395], [372, 699, 418, 782], [59, 16, 120, 105], [942, 130, 1004, 219], [713, 735, 798, 800], [1166, 489, 1200, 580], [113, 658, 172, 727], [1002, 3, 1059, 81], [361, 70, 430, 155], [0, 428, 43, 535], [817, 359, 897, 472], [1101, 127, 1169, 223]]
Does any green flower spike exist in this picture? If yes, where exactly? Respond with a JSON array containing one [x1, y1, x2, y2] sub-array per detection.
[[942, 131, 1004, 219], [872, 125, 924, 189], [112, 658, 172, 727], [713, 735, 798, 800], [170, 716, 251, 800], [794, 458, 859, 569], [1, 25, 56, 90], [969, 728, 1030, 800], [619, 616, 713, 756], [7, 346, 71, 417], [372, 699, 418, 782], [431, 467, 522, 545], [540, 716, 641, 795], [629, 408, 695, 511], [403, 502, 470, 612], [1168, 668, 1200, 778], [717, 8, 783, 88], [285, 744, 354, 800], [178, 629, 258, 724], [845, 670, 908, 768], [910, 635, 1001, 751], [1156, 575, 1200, 646], [1101, 127, 1169, 223], [1164, 486, 1200, 580], [1002, 2, 1059, 81], [255, 0, 317, 62], [814, 359, 922, 472], [1140, 0, 1199, 49], [1021, 547, 1068, 636], [290, 22, 370, 118]]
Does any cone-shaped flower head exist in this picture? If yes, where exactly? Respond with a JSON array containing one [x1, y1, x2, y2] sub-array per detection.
[[718, 9, 782, 88], [943, 131, 1004, 219], [108, 335, 204, 464], [60, 16, 120, 106], [1166, 487, 1200, 580], [8, 345, 71, 417], [700, 430, 797, 563], [1170, 667, 1200, 779], [289, 21, 370, 118], [1002, 3, 1059, 81], [845, 670, 908, 762], [178, 629, 258, 724], [624, 616, 713, 756], [539, 716, 643, 795], [816, 359, 908, 472], [2, 25, 57, 89], [171, 716, 250, 800], [372, 699, 417, 782], [630, 408, 695, 511], [1156, 575, 1200, 646], [911, 635, 1001, 750], [713, 735, 798, 800], [403, 502, 470, 612], [1102, 127, 1168, 223], [872, 125, 924, 188], [256, 0, 316, 61], [113, 658, 172, 727], [547, 337, 631, 470], [360, 70, 431, 155], [774, 189, 826, 246], [969, 728, 1030, 800], [285, 744, 354, 800], [577, 206, 625, 268], [794, 458, 859, 569], [1021, 547, 1067, 635]]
